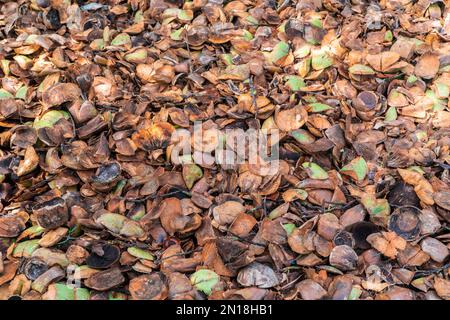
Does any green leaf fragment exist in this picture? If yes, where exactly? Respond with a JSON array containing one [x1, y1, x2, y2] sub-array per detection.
[[311, 52, 333, 70], [97, 213, 144, 237], [306, 37, 320, 45], [97, 213, 126, 234], [113, 179, 127, 196], [283, 189, 308, 203], [268, 203, 289, 220], [415, 130, 428, 141], [14, 55, 32, 67], [302, 162, 329, 180], [190, 269, 220, 296], [440, 65, 450, 72], [178, 154, 194, 165], [296, 45, 311, 59], [303, 95, 317, 103], [317, 265, 344, 275], [408, 166, 425, 174], [367, 200, 388, 215], [411, 277, 426, 288], [277, 21, 286, 34], [297, 57, 311, 77]]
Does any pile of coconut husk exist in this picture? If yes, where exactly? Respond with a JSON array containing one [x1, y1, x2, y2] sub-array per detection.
[[0, 0, 449, 300]]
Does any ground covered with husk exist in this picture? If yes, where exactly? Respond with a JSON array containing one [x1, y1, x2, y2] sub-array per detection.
[[0, 0, 449, 300]]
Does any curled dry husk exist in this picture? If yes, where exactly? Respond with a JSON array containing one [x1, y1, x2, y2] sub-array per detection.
[[0, 0, 448, 301]]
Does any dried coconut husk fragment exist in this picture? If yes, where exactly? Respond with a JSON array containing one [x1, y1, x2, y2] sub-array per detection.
[[38, 228, 68, 247], [66, 245, 89, 265], [16, 146, 39, 177], [397, 243, 430, 267], [260, 219, 287, 245], [366, 51, 403, 72], [333, 230, 355, 248], [434, 277, 450, 300], [345, 221, 379, 250], [317, 213, 341, 241], [229, 212, 257, 237], [132, 122, 175, 151], [84, 267, 125, 291], [160, 244, 201, 274], [340, 205, 366, 228], [159, 197, 201, 235], [31, 248, 69, 268], [387, 182, 420, 208]]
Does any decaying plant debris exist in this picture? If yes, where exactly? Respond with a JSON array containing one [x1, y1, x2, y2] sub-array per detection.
[[0, 0, 449, 300]]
